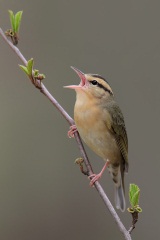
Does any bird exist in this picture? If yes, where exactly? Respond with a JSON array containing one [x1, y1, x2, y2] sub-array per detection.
[[64, 66, 128, 212]]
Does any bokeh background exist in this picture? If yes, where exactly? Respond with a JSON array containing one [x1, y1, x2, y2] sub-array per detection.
[[0, 0, 159, 239]]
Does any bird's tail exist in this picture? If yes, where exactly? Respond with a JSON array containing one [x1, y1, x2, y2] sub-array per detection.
[[108, 163, 126, 212], [115, 182, 126, 212]]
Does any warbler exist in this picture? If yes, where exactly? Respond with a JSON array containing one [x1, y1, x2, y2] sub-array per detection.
[[65, 67, 128, 212]]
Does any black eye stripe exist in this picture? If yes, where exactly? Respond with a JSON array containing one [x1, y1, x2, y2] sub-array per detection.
[[97, 83, 112, 94], [90, 80, 112, 95]]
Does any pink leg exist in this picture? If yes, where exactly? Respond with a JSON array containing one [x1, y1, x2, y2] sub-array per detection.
[[88, 160, 110, 186], [68, 125, 78, 138]]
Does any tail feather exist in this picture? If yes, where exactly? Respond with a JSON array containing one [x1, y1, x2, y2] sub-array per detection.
[[115, 183, 126, 212], [108, 164, 126, 212]]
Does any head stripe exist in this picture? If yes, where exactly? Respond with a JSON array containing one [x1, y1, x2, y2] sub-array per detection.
[[91, 74, 109, 83], [96, 82, 113, 95]]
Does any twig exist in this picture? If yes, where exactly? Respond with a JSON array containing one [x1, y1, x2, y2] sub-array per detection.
[[128, 212, 139, 234], [0, 27, 132, 240]]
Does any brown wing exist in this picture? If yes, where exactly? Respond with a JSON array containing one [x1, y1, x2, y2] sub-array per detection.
[[106, 101, 128, 172]]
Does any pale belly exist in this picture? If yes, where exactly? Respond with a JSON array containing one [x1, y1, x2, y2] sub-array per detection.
[[74, 106, 121, 164]]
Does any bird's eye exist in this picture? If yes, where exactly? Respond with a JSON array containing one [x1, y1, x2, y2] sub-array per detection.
[[91, 80, 98, 85]]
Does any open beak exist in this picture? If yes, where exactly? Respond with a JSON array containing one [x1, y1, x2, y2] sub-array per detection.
[[64, 66, 87, 89]]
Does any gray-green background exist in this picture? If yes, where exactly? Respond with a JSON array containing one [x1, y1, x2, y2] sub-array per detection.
[[0, 0, 159, 239]]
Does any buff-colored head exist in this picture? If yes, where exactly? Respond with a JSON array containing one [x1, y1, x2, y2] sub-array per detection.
[[64, 67, 114, 100]]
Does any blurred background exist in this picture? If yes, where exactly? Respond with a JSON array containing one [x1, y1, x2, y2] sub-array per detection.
[[0, 0, 159, 239]]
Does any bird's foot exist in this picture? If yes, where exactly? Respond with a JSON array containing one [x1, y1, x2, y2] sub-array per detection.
[[68, 125, 77, 138], [88, 160, 110, 186], [88, 173, 102, 187]]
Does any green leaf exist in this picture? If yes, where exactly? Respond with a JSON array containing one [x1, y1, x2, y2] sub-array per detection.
[[14, 11, 23, 33], [131, 190, 140, 207], [129, 184, 140, 207], [27, 58, 34, 76], [19, 65, 29, 76], [8, 10, 15, 32]]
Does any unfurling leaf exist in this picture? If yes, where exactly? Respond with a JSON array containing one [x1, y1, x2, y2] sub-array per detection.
[[14, 11, 23, 33], [19, 58, 34, 77], [27, 58, 34, 76], [129, 184, 140, 207], [8, 10, 15, 32], [127, 183, 142, 217], [19, 65, 29, 76], [8, 10, 23, 33], [7, 10, 23, 45]]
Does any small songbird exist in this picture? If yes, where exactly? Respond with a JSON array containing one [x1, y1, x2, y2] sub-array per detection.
[[65, 67, 128, 212]]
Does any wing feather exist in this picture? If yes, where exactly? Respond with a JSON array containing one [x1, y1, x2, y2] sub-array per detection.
[[105, 101, 128, 172]]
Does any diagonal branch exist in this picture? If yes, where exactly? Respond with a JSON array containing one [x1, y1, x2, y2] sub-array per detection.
[[0, 27, 132, 240]]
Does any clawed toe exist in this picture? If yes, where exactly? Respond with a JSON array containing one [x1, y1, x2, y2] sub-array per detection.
[[88, 161, 110, 186], [67, 125, 77, 138], [88, 173, 101, 187]]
